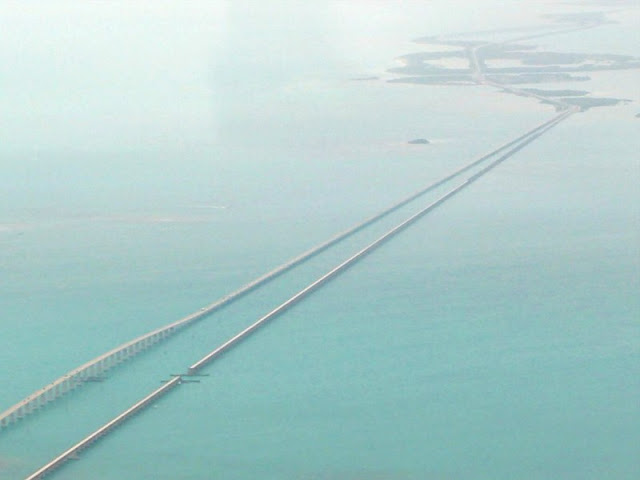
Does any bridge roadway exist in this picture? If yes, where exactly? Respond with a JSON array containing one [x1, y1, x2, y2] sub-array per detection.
[[23, 108, 574, 480], [23, 377, 182, 480], [186, 108, 574, 374], [0, 112, 570, 433]]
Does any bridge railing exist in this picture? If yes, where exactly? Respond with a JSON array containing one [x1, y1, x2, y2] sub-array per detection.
[[0, 312, 199, 430]]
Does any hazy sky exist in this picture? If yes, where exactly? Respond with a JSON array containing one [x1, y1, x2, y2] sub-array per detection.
[[0, 1, 631, 153]]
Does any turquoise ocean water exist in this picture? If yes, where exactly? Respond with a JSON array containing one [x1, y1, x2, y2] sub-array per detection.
[[1, 2, 638, 479]]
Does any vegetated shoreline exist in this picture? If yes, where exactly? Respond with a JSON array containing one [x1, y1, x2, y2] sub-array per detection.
[[387, 12, 640, 112]]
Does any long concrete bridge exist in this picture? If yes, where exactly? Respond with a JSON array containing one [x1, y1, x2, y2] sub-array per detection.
[[187, 107, 574, 374], [0, 110, 570, 433], [10, 22, 596, 479], [23, 377, 182, 480], [22, 106, 574, 480]]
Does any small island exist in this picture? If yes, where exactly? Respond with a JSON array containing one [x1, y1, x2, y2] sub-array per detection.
[[408, 138, 430, 144]]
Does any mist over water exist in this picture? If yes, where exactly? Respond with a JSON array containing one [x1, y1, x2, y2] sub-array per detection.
[[1, 2, 639, 479]]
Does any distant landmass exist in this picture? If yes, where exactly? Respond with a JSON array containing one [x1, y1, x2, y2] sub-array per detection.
[[408, 138, 430, 144], [388, 11, 640, 112]]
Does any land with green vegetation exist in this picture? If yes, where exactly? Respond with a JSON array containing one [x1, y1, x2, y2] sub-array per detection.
[[387, 10, 639, 111]]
